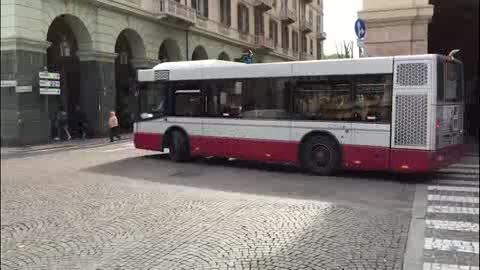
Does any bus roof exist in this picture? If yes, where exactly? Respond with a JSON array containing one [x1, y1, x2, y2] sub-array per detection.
[[138, 54, 442, 82]]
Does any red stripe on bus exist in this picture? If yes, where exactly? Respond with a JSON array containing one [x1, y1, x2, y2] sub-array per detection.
[[134, 132, 163, 151], [134, 133, 466, 173]]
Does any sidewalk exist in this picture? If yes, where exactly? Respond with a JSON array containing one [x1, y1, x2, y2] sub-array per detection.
[[1, 133, 132, 155]]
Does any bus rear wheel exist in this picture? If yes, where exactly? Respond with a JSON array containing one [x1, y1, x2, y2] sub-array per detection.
[[169, 130, 190, 162], [300, 135, 340, 176]]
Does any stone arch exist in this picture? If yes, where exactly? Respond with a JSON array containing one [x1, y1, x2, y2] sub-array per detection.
[[45, 14, 93, 127], [115, 29, 146, 59], [46, 14, 93, 52], [158, 39, 182, 62], [218, 52, 230, 61], [191, 45, 208, 60]]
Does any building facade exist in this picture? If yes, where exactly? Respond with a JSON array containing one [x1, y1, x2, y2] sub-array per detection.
[[1, 0, 326, 146], [358, 0, 479, 141]]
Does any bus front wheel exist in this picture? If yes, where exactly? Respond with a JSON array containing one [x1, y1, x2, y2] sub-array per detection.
[[300, 135, 340, 176], [169, 130, 190, 162]]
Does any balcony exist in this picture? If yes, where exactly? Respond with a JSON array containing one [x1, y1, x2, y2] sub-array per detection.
[[153, 0, 196, 26], [300, 52, 315, 60], [280, 8, 297, 24], [316, 31, 327, 41], [300, 19, 313, 33], [253, 0, 273, 12], [254, 35, 274, 51], [216, 22, 231, 36]]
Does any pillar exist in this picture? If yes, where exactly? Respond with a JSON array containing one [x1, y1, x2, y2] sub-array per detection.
[[1, 37, 51, 146], [77, 50, 117, 137], [358, 1, 433, 56]]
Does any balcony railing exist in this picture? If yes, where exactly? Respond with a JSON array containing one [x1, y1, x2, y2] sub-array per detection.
[[280, 8, 297, 24], [316, 31, 327, 41], [153, 0, 196, 25], [300, 52, 315, 60], [253, 0, 273, 11], [254, 35, 274, 49], [300, 19, 313, 33], [216, 22, 231, 36]]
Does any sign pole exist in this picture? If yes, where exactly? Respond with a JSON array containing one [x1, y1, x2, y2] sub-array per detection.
[[45, 95, 50, 142], [354, 19, 366, 58]]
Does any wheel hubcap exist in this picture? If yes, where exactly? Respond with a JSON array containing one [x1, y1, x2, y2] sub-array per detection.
[[311, 145, 331, 166]]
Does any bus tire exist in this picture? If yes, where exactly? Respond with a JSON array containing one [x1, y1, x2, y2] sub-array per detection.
[[300, 135, 340, 176], [169, 130, 190, 162]]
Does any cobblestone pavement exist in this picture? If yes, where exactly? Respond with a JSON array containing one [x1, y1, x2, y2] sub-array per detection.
[[1, 142, 415, 270], [423, 160, 479, 270]]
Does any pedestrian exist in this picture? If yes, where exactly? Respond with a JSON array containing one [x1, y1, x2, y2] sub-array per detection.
[[72, 105, 87, 139], [108, 111, 121, 142], [55, 107, 71, 141]]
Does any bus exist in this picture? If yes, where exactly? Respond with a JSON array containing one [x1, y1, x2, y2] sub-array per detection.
[[134, 54, 466, 175]]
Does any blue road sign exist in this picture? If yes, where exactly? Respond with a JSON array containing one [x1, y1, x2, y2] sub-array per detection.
[[354, 19, 366, 39]]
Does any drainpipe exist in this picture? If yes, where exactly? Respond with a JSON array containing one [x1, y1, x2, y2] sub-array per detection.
[[186, 30, 189, 61]]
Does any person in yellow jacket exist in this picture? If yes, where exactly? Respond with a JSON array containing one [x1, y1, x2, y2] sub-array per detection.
[[108, 111, 121, 142]]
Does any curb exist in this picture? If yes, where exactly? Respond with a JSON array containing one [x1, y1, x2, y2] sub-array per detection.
[[1, 136, 132, 155], [403, 183, 428, 270]]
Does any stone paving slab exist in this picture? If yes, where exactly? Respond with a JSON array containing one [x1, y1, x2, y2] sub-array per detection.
[[1, 143, 414, 270]]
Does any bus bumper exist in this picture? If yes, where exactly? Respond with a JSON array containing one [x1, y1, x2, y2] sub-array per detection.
[[390, 144, 467, 173], [134, 132, 163, 151]]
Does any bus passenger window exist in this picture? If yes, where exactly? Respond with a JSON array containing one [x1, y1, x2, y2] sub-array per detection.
[[293, 76, 353, 121], [174, 89, 202, 117], [354, 75, 393, 123]]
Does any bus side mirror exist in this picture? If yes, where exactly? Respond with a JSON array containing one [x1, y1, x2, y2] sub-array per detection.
[[140, 113, 154, 119]]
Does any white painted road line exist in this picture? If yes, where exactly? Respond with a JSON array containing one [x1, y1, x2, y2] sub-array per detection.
[[426, 219, 479, 232], [450, 163, 480, 169], [434, 179, 480, 187], [424, 238, 479, 254], [423, 262, 479, 270], [428, 186, 480, 193], [427, 205, 480, 215], [428, 194, 479, 204]]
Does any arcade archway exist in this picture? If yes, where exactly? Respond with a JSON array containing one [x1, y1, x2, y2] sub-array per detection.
[[114, 29, 146, 132], [191, 45, 208, 60], [159, 39, 182, 62], [46, 14, 92, 138], [218, 51, 230, 61]]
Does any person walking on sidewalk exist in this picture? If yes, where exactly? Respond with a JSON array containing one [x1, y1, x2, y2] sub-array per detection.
[[108, 111, 121, 143], [55, 107, 71, 141]]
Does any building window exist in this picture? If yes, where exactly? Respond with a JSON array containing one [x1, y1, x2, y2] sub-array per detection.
[[220, 0, 231, 26], [310, 38, 313, 55], [301, 35, 307, 53], [254, 9, 264, 35], [192, 0, 209, 17], [292, 0, 296, 10], [292, 31, 298, 52], [282, 25, 289, 49], [269, 20, 279, 47], [238, 4, 249, 33], [316, 15, 321, 32]]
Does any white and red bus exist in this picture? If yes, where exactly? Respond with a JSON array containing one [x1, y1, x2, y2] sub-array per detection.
[[134, 54, 466, 175]]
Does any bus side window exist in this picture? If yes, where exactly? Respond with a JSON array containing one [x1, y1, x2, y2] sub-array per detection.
[[205, 80, 243, 118], [354, 75, 393, 123]]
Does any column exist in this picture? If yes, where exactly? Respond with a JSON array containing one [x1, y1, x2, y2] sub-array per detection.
[[76, 50, 117, 137], [358, 1, 433, 56], [1, 37, 51, 146]]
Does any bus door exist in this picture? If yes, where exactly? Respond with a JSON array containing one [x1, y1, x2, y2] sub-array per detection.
[[346, 74, 393, 170]]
